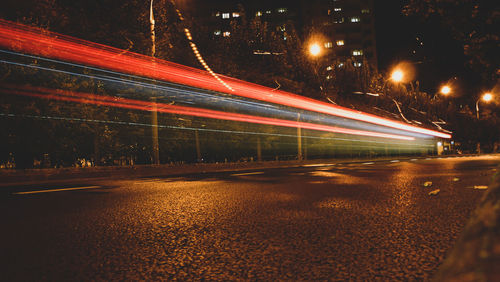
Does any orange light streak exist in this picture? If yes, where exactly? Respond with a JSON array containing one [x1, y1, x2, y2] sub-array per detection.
[[0, 20, 450, 139], [1, 84, 415, 141]]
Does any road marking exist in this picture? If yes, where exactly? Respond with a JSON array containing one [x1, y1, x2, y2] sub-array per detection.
[[425, 158, 431, 160], [13, 185, 102, 195], [231, 171, 264, 176], [362, 162, 374, 165], [390, 160, 400, 163], [302, 163, 334, 167]]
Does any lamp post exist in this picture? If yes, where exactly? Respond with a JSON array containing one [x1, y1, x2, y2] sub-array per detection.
[[476, 92, 493, 119], [440, 85, 451, 96]]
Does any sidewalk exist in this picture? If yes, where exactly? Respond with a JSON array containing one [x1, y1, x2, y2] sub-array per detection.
[[0, 154, 459, 187]]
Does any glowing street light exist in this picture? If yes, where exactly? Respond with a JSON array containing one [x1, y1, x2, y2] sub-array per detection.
[[391, 69, 404, 83], [440, 85, 451, 95], [309, 43, 322, 57], [476, 92, 494, 119]]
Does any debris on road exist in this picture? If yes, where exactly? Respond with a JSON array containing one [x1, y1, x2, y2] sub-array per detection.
[[423, 181, 433, 187], [429, 189, 440, 196]]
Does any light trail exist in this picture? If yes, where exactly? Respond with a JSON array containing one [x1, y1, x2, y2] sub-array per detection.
[[1, 84, 416, 141], [0, 50, 434, 139], [0, 19, 451, 139]]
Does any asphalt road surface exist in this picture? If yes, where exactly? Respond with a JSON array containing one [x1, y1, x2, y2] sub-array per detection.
[[1, 155, 499, 280]]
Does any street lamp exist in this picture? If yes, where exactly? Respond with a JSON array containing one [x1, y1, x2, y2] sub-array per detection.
[[309, 43, 322, 57], [476, 92, 494, 119], [391, 69, 404, 83], [440, 85, 451, 96]]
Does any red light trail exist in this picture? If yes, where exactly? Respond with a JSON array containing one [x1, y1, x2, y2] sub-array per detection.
[[1, 84, 415, 141], [0, 19, 450, 139]]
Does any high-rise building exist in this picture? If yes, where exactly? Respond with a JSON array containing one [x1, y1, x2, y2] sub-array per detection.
[[197, 0, 377, 70]]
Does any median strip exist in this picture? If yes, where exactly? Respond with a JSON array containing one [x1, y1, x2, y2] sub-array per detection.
[[13, 185, 102, 195]]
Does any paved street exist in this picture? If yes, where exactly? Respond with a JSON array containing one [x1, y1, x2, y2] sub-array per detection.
[[1, 155, 498, 280]]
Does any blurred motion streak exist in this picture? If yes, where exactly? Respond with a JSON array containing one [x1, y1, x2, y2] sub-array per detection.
[[0, 84, 415, 141], [0, 19, 451, 139]]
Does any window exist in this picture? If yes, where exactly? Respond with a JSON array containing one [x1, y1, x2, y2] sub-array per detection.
[[223, 31, 231, 37], [222, 13, 230, 19], [215, 12, 220, 17], [352, 50, 363, 56], [214, 30, 221, 36], [232, 12, 240, 18], [336, 40, 344, 46], [354, 62, 362, 67], [277, 8, 287, 13], [324, 42, 333, 48], [350, 17, 360, 23], [361, 9, 370, 14], [256, 11, 262, 16], [328, 9, 331, 15], [326, 75, 332, 80], [326, 66, 333, 71], [338, 62, 345, 68], [334, 8, 342, 12], [266, 10, 272, 14]]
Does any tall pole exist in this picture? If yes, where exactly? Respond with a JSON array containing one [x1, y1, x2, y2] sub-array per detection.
[[475, 99, 480, 119], [297, 113, 302, 161], [150, 0, 160, 165]]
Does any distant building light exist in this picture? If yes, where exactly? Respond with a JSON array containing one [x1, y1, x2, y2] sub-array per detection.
[[336, 40, 344, 46], [277, 8, 287, 13], [256, 11, 262, 16], [361, 9, 370, 14], [266, 10, 272, 14], [324, 42, 333, 48], [437, 141, 443, 146], [328, 9, 331, 15], [354, 62, 362, 67], [232, 12, 240, 18], [334, 8, 342, 12], [215, 12, 221, 17], [214, 30, 221, 36], [352, 50, 363, 56], [326, 75, 332, 80], [222, 13, 230, 19], [223, 31, 231, 37], [326, 66, 333, 71], [350, 17, 360, 23], [283, 36, 287, 40], [334, 17, 345, 24], [338, 62, 345, 67]]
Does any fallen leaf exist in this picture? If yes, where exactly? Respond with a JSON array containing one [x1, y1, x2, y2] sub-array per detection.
[[428, 189, 440, 196], [473, 185, 488, 190], [423, 181, 433, 187]]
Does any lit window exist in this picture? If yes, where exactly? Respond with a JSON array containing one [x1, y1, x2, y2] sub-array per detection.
[[232, 12, 240, 18], [326, 75, 332, 80], [334, 17, 344, 24], [326, 66, 333, 71], [222, 13, 230, 19], [338, 62, 344, 68], [328, 9, 331, 15], [334, 8, 342, 12], [352, 50, 363, 56], [361, 9, 370, 14], [256, 11, 262, 16], [214, 30, 221, 36], [336, 40, 344, 46], [266, 10, 272, 14], [354, 62, 362, 67], [350, 17, 360, 23], [324, 42, 333, 48], [215, 12, 220, 17], [277, 8, 287, 13], [223, 31, 231, 37], [283, 36, 287, 40]]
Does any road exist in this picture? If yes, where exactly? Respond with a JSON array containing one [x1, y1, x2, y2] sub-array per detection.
[[1, 155, 498, 280]]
